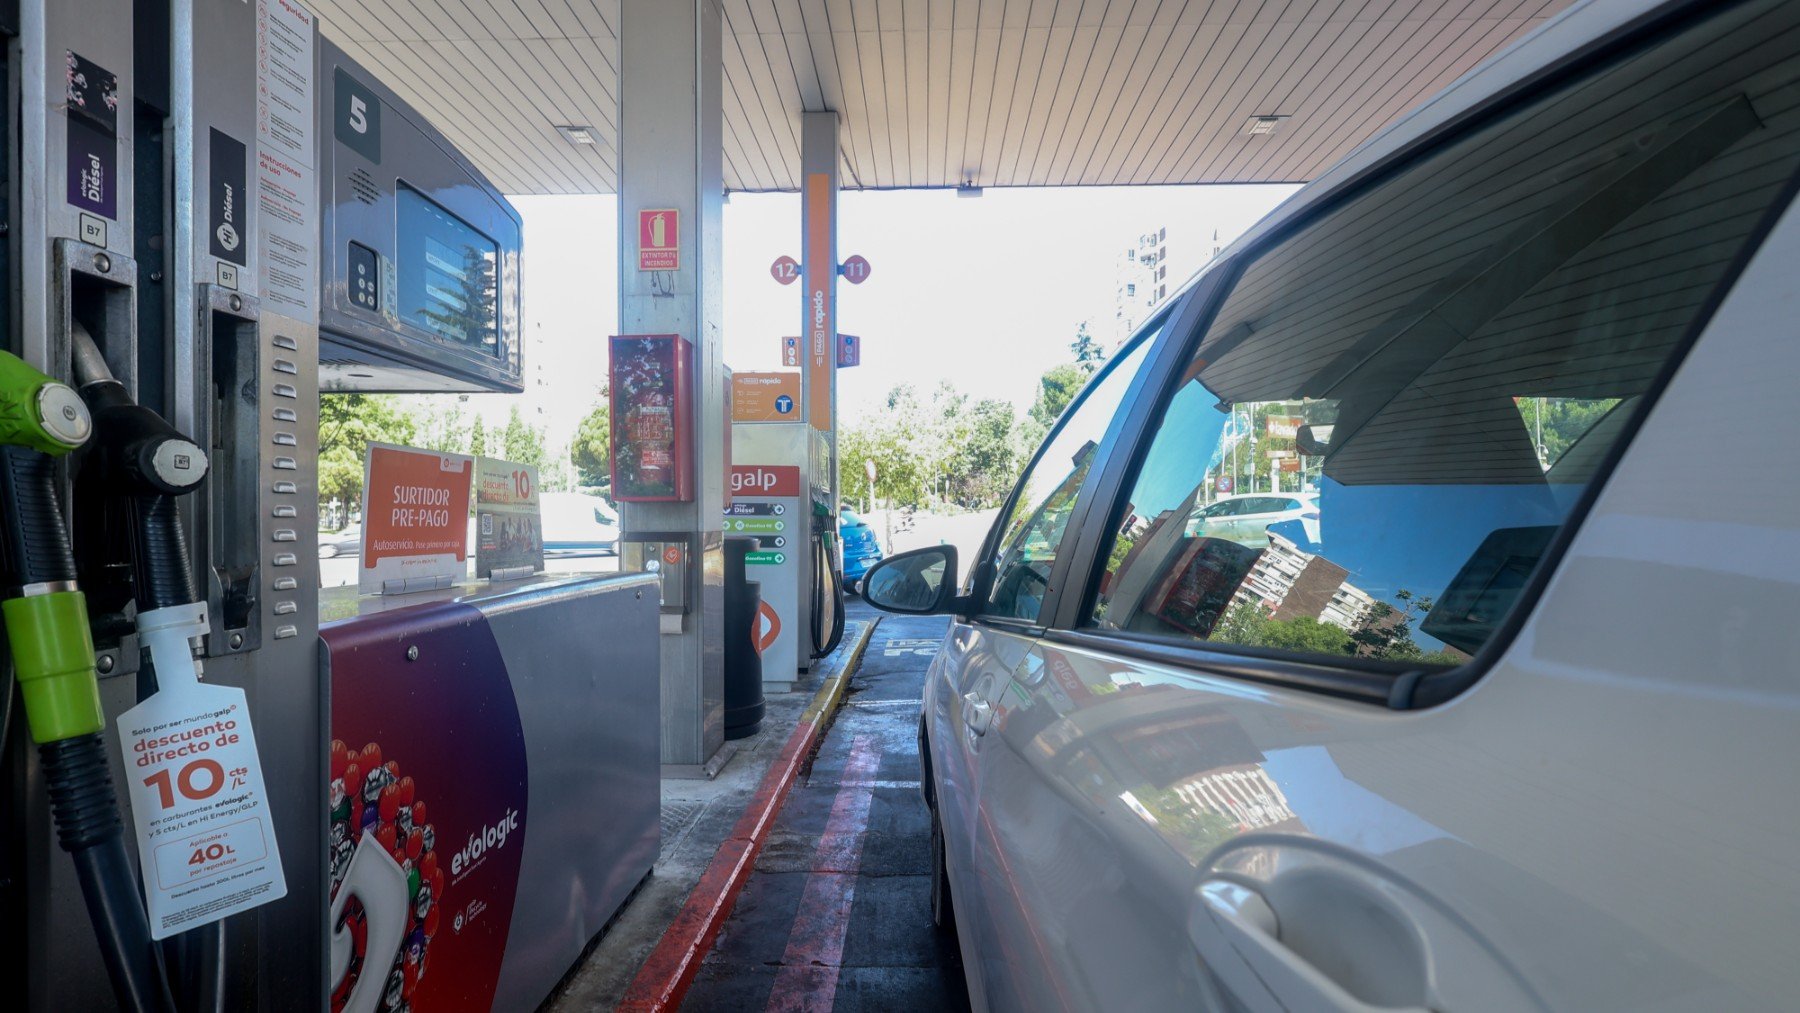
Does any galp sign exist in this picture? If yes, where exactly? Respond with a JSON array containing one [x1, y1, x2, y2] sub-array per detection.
[[730, 465, 800, 498]]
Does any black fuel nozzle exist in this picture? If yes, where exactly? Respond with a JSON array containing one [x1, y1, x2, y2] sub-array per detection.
[[71, 324, 207, 612]]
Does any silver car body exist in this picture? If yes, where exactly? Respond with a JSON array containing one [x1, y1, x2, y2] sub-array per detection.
[[917, 1, 1800, 1009]]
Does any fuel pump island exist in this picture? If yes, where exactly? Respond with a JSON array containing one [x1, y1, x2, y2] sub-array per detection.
[[1, 2, 661, 1009]]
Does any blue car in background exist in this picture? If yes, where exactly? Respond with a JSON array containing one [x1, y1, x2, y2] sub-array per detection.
[[839, 508, 884, 590]]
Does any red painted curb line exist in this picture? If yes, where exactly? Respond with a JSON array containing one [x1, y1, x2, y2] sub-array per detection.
[[618, 624, 870, 1012]]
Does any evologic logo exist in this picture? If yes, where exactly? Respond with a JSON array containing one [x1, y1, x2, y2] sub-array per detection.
[[451, 807, 520, 875]]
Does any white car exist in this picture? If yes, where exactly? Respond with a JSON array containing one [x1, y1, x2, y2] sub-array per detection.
[[1187, 493, 1319, 548], [538, 492, 619, 556], [863, 1, 1800, 1008]]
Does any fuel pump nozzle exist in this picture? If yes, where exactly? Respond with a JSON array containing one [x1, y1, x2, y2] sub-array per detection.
[[71, 324, 230, 1013], [71, 324, 208, 612], [810, 502, 846, 659], [0, 348, 174, 1013]]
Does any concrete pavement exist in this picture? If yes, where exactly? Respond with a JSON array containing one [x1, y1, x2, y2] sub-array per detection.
[[682, 604, 971, 1012]]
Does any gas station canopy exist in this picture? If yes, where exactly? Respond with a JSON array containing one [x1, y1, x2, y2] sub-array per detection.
[[307, 0, 1574, 195]]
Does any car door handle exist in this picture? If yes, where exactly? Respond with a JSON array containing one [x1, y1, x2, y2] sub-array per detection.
[[1192, 878, 1432, 1013], [961, 692, 994, 736]]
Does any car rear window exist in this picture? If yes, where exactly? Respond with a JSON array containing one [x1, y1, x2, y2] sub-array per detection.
[[1085, 0, 1800, 671]]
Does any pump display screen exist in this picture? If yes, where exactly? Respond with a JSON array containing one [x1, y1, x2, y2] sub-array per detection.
[[395, 182, 499, 354]]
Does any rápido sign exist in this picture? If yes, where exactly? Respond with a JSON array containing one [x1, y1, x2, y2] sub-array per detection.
[[117, 603, 286, 939]]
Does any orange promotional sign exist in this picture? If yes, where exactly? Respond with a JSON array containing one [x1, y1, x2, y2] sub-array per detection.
[[360, 443, 473, 593], [731, 371, 801, 423], [638, 209, 679, 271]]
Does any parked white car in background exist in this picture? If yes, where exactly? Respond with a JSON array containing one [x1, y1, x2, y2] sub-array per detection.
[[864, 0, 1800, 1008], [1187, 493, 1319, 548]]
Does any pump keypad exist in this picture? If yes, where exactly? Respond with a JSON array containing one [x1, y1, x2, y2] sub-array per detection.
[[348, 241, 379, 311]]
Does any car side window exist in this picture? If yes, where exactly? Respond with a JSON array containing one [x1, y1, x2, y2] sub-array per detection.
[[983, 336, 1155, 623], [1087, 2, 1800, 668]]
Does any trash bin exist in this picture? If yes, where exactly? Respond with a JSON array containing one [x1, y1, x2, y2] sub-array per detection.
[[723, 535, 765, 739]]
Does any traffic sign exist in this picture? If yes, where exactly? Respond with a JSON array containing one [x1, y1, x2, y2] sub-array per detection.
[[770, 255, 801, 285], [837, 333, 861, 368], [839, 254, 871, 284]]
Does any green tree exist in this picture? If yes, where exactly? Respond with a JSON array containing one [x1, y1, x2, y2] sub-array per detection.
[[318, 394, 417, 522], [499, 405, 548, 468], [1514, 396, 1621, 468], [469, 414, 489, 457], [570, 397, 612, 488], [1070, 322, 1105, 372], [947, 399, 1021, 508], [540, 444, 577, 493], [1351, 589, 1434, 661], [1029, 363, 1089, 429], [1258, 616, 1355, 655], [414, 401, 470, 454], [1212, 597, 1271, 646]]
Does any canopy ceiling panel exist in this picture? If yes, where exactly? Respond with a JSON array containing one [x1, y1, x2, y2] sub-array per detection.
[[308, 0, 1575, 195]]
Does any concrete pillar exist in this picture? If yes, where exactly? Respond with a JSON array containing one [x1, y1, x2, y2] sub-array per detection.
[[795, 112, 840, 673], [800, 111, 840, 506], [618, 0, 726, 767]]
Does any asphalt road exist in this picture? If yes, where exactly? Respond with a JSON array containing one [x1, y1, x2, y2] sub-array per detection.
[[683, 600, 971, 1012]]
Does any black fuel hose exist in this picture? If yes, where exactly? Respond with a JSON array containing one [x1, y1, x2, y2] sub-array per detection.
[[810, 526, 846, 659], [42, 733, 174, 1013], [0, 445, 173, 1013], [0, 443, 78, 582], [131, 493, 198, 612], [71, 326, 214, 1013]]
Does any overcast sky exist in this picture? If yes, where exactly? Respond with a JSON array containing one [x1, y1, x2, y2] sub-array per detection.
[[450, 184, 1298, 446]]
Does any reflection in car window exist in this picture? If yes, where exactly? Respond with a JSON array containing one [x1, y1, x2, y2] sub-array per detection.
[[985, 336, 1156, 622], [1088, 1, 1800, 666]]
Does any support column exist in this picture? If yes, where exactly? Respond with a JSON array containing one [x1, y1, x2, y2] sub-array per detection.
[[801, 112, 840, 510], [618, 0, 726, 767]]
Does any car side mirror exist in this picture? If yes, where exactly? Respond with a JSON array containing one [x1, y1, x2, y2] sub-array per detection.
[[862, 545, 963, 615]]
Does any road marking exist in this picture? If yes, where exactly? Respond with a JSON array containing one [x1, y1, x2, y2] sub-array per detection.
[[848, 698, 923, 708], [766, 735, 881, 1012], [880, 637, 941, 658]]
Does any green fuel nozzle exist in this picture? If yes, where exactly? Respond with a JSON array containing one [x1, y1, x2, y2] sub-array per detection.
[[0, 349, 92, 456], [0, 345, 174, 1012], [0, 349, 102, 743]]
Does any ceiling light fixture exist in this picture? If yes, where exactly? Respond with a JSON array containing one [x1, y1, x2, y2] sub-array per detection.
[[1243, 115, 1288, 137], [556, 124, 598, 146], [956, 177, 983, 198]]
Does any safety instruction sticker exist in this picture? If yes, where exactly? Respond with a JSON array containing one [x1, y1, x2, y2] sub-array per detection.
[[257, 0, 318, 312], [118, 675, 286, 939]]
